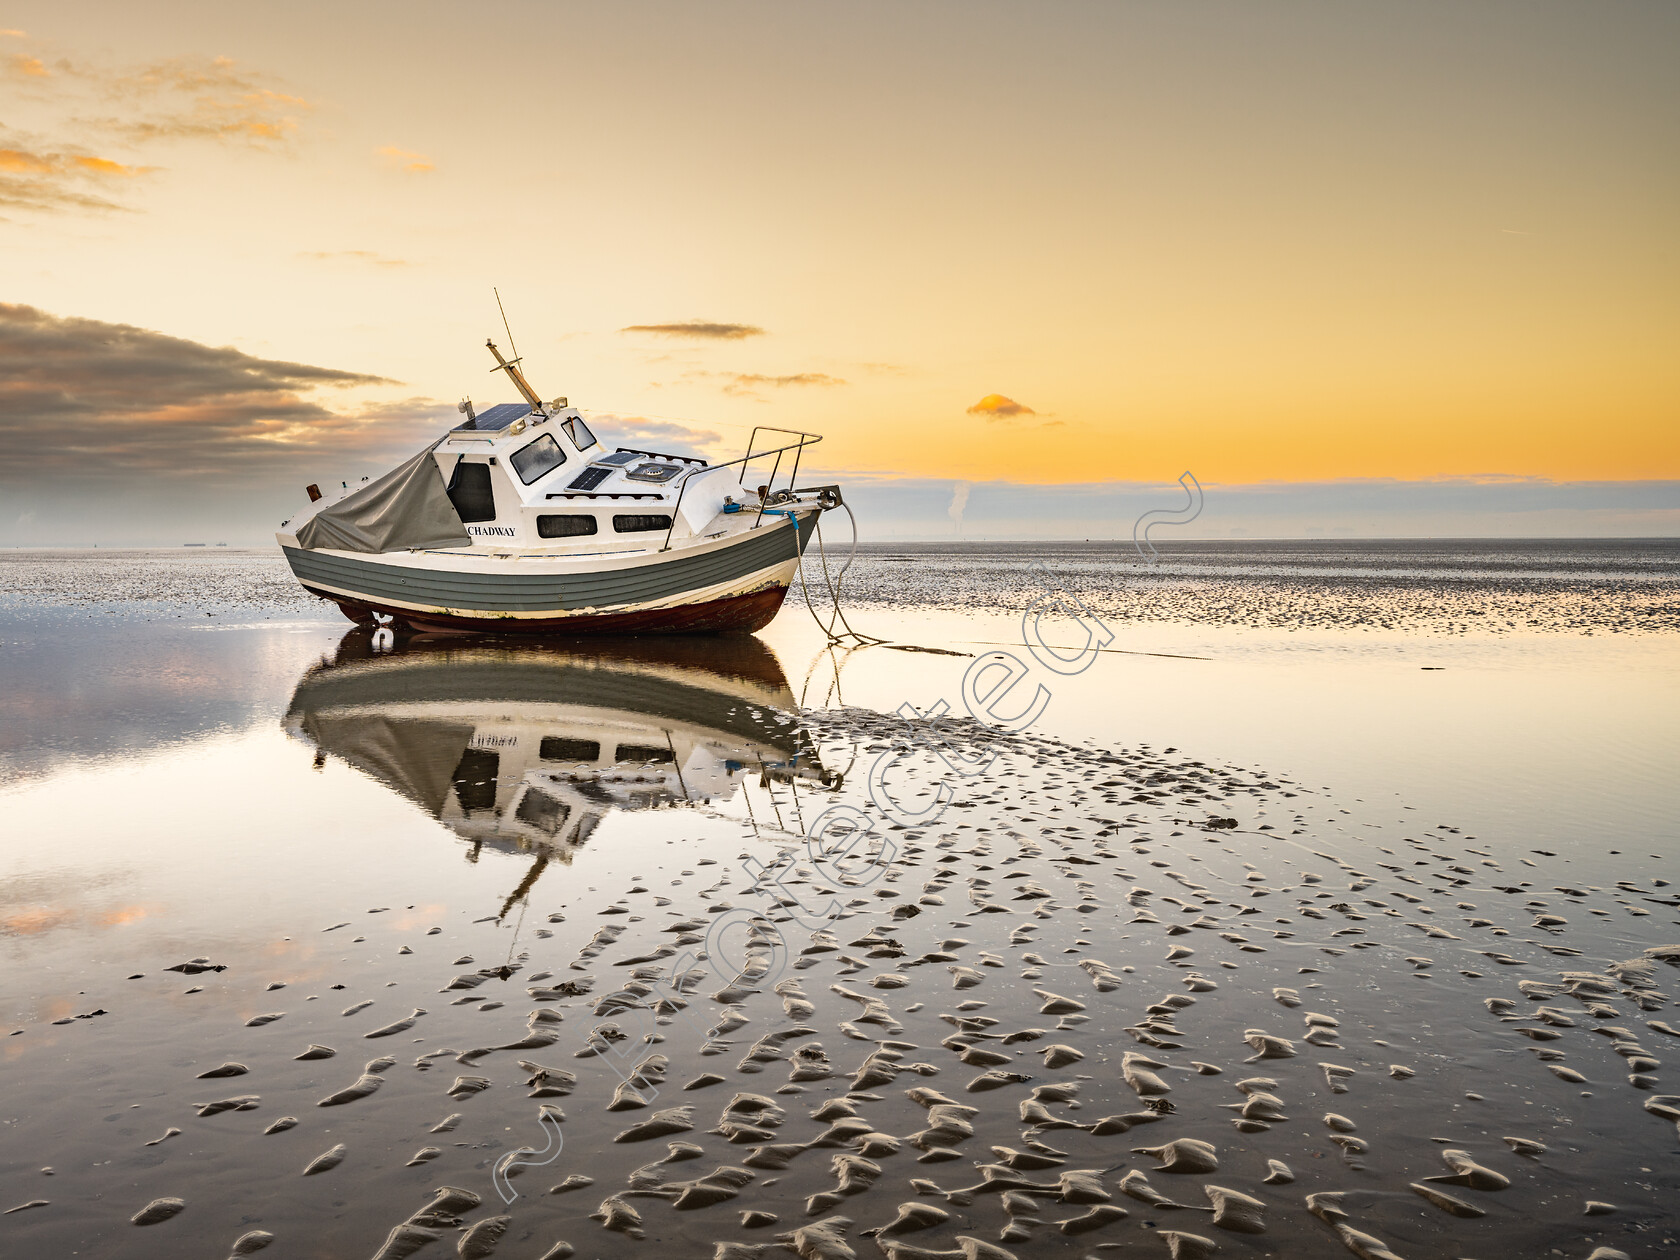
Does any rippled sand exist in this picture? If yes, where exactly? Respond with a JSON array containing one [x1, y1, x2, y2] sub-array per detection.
[[3, 702, 1675, 1258]]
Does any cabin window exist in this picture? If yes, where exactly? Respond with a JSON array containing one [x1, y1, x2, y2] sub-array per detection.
[[514, 787, 568, 836], [510, 434, 567, 484], [617, 743, 675, 764], [541, 736, 601, 762], [451, 747, 499, 812], [613, 513, 673, 533], [563, 414, 598, 451], [447, 461, 496, 523], [536, 514, 598, 539]]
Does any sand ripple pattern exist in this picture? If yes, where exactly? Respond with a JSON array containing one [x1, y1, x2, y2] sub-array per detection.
[[3, 708, 1675, 1256]]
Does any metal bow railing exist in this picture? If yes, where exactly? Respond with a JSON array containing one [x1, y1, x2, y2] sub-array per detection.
[[659, 427, 823, 552]]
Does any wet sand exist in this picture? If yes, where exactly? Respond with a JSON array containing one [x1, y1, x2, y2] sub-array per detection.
[[1, 545, 1676, 1258], [834, 540, 1680, 637], [3, 539, 1675, 635]]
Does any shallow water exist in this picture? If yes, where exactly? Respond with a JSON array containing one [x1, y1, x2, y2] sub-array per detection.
[[1, 546, 1676, 1259]]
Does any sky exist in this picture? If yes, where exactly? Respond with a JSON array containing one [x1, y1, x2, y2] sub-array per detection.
[[2, 0, 1677, 543]]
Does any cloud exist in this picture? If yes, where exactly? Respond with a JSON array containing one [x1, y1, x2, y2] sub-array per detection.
[[2, 146, 153, 182], [0, 179, 121, 213], [0, 303, 449, 482], [966, 393, 1035, 419], [0, 137, 155, 212], [376, 145, 434, 174], [621, 321, 765, 340], [680, 370, 849, 400], [69, 154, 151, 176], [108, 55, 256, 95], [74, 55, 309, 144], [0, 46, 310, 214], [301, 249, 408, 268], [671, 368, 849, 399], [91, 85, 310, 145], [726, 372, 845, 391], [0, 149, 54, 175]]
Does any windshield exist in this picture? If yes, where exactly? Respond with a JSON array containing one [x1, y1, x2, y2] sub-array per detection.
[[562, 414, 598, 451], [509, 433, 566, 485]]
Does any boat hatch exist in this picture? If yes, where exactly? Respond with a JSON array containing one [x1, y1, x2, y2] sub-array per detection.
[[625, 462, 684, 484]]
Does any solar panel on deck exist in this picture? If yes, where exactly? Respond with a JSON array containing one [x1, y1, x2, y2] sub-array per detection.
[[567, 466, 612, 491], [453, 403, 532, 432]]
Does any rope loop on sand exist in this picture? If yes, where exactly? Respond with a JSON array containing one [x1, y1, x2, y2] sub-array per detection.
[[795, 505, 972, 660], [798, 502, 886, 648]]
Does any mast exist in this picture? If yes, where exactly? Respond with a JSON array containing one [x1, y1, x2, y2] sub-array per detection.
[[485, 339, 545, 413]]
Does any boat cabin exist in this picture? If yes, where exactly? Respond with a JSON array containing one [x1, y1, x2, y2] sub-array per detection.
[[433, 400, 736, 552]]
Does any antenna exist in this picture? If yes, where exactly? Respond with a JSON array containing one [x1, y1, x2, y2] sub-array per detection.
[[494, 287, 519, 363], [485, 288, 554, 415]]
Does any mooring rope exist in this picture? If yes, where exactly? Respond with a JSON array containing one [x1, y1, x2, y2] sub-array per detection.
[[795, 503, 971, 658], [798, 503, 885, 647]]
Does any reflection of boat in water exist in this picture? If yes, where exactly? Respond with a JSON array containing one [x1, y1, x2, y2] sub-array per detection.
[[283, 632, 832, 910]]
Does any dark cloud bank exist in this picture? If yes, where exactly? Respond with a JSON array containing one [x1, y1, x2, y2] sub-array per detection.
[[0, 303, 450, 541]]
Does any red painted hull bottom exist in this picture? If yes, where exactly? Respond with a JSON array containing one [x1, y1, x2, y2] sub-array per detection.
[[306, 583, 793, 636]]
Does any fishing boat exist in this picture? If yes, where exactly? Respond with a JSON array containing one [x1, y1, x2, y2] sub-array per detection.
[[277, 340, 842, 634]]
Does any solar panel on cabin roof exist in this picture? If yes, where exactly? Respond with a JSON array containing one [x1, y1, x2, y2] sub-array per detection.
[[453, 403, 532, 432], [567, 466, 612, 491]]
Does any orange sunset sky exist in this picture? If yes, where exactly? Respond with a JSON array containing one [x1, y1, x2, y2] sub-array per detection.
[[2, 1, 1676, 540]]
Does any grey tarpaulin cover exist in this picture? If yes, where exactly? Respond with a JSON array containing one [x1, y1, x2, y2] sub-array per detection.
[[294, 441, 471, 553], [293, 713, 473, 817]]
